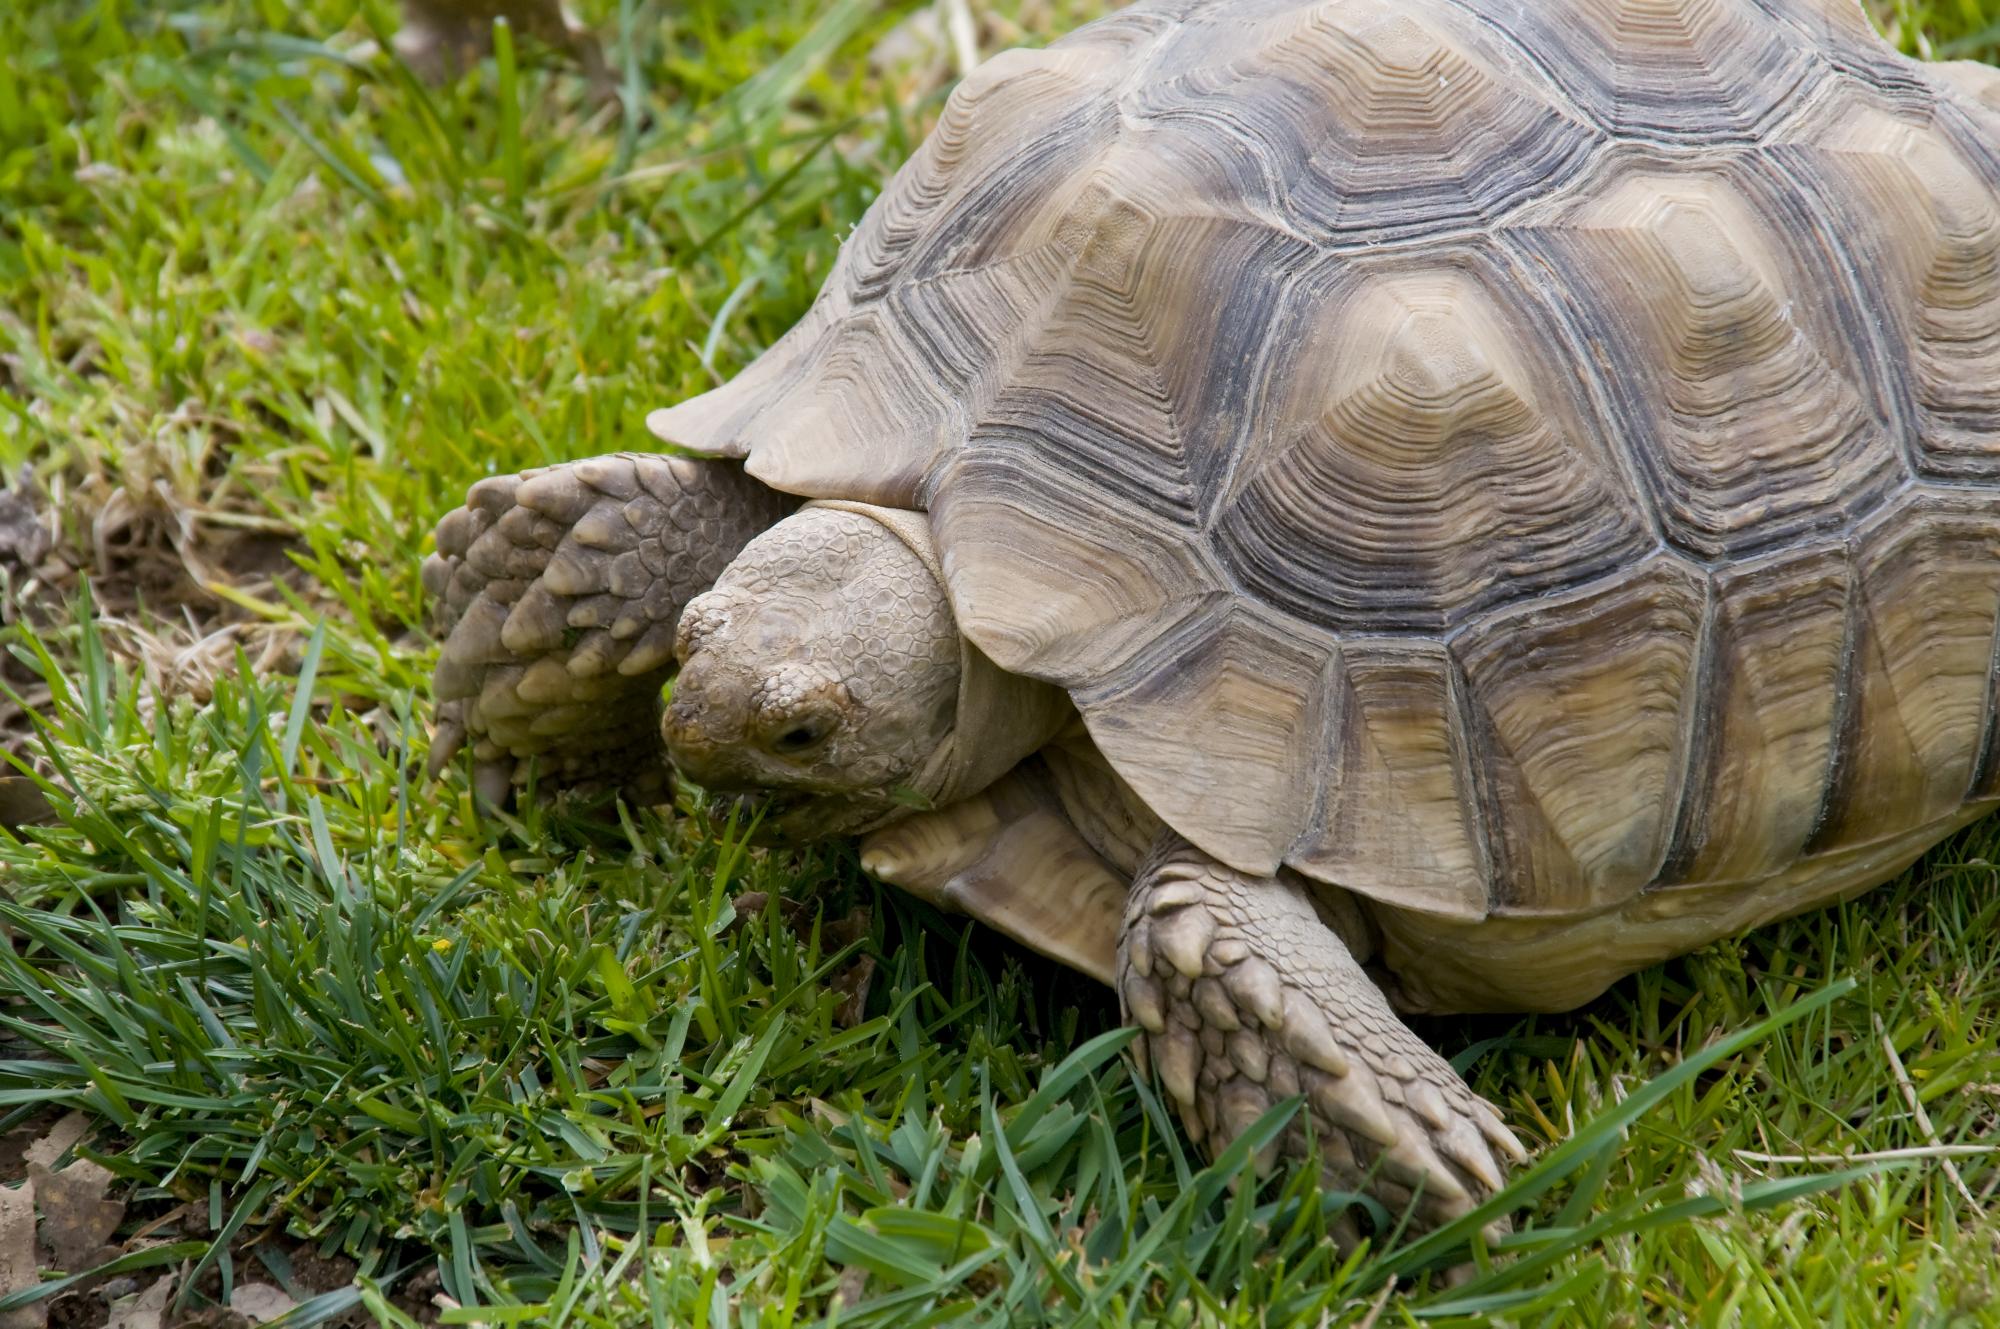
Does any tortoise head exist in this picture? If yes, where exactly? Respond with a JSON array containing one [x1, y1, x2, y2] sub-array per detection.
[[663, 505, 963, 841]]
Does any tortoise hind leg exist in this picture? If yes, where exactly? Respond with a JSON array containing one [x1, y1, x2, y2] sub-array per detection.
[[1118, 834, 1526, 1239], [424, 453, 793, 805]]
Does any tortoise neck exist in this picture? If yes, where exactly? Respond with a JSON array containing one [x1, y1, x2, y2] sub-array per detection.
[[805, 500, 1075, 817]]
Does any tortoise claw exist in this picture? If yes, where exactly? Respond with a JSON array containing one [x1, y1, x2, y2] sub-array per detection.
[[1120, 835, 1526, 1247]]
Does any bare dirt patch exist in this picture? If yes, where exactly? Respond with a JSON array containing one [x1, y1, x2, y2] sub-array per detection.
[[0, 466, 309, 775]]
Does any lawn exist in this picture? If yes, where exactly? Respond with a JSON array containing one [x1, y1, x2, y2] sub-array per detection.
[[3, 0, 2000, 1324]]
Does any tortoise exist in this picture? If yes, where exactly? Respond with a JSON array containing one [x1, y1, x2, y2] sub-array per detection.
[[421, 0, 2000, 1234]]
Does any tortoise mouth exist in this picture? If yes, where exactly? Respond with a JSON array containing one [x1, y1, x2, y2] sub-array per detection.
[[715, 789, 845, 844], [704, 786, 904, 844], [718, 790, 805, 829]]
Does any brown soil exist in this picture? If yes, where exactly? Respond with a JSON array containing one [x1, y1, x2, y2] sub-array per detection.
[[0, 468, 313, 775]]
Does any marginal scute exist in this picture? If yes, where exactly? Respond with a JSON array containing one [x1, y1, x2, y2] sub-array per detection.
[[1653, 545, 1849, 888], [1292, 640, 1489, 919], [739, 308, 964, 506], [1773, 97, 2000, 479], [645, 295, 845, 463], [938, 472, 1221, 688], [1812, 492, 2000, 849], [646, 47, 1126, 497], [1451, 558, 1706, 913], [1073, 601, 1336, 877], [1508, 162, 1897, 557]]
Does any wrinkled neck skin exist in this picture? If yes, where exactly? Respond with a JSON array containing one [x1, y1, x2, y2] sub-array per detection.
[[664, 504, 1059, 842]]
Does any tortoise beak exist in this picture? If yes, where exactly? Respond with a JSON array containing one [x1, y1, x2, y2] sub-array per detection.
[[715, 791, 813, 842], [661, 653, 757, 790], [661, 693, 716, 773]]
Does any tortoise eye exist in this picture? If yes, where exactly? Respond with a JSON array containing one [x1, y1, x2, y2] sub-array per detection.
[[773, 723, 826, 754]]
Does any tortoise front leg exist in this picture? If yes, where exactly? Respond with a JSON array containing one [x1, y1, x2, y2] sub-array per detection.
[[1118, 834, 1525, 1240], [423, 453, 794, 805]]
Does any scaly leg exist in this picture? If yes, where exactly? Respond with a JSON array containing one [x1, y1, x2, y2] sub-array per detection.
[[423, 453, 792, 804], [1118, 834, 1526, 1237]]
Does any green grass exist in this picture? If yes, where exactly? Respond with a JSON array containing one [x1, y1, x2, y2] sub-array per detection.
[[3, 0, 2000, 1324]]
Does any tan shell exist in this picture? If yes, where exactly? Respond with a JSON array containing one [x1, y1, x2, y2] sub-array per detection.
[[651, 0, 2000, 968]]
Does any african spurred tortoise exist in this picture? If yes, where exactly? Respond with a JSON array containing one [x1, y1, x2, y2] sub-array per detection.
[[422, 0, 2000, 1233]]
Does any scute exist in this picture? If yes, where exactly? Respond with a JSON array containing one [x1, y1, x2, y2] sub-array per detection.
[[1446, 0, 1837, 139], [1123, 0, 1603, 244], [648, 39, 1130, 505], [1499, 151, 1900, 559], [1299, 640, 1489, 919], [1809, 491, 2000, 849], [1450, 557, 1707, 914], [1768, 90, 2000, 480], [1209, 251, 1652, 632], [1654, 544, 1849, 887], [650, 0, 2000, 926], [1070, 599, 1334, 876]]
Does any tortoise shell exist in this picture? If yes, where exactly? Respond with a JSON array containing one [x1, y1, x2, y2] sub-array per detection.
[[651, 0, 2000, 988]]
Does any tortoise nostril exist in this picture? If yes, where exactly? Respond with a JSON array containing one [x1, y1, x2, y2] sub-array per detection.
[[662, 697, 703, 748]]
